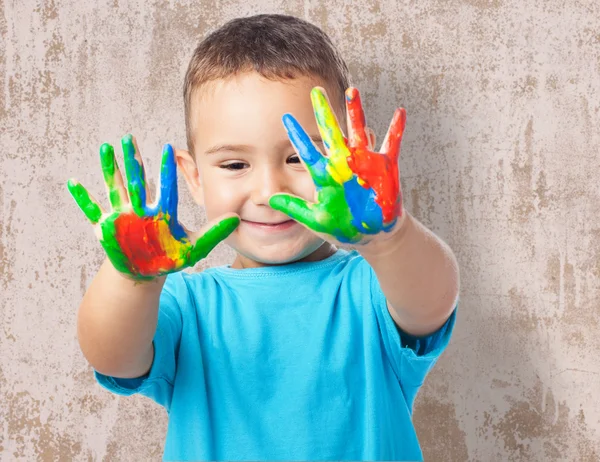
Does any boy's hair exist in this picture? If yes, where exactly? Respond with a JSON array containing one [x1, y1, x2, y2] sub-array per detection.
[[183, 14, 350, 154]]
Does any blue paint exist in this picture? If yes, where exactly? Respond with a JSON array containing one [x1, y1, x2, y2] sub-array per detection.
[[158, 144, 186, 241], [282, 114, 332, 188], [344, 178, 382, 234]]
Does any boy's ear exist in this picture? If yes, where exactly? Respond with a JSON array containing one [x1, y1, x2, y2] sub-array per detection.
[[365, 127, 376, 150], [175, 149, 204, 206]]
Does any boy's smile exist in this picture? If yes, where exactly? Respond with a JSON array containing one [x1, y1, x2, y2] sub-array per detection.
[[241, 219, 297, 232], [178, 72, 346, 268]]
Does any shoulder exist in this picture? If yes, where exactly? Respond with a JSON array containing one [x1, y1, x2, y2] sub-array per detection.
[[160, 269, 223, 313], [163, 268, 221, 292]]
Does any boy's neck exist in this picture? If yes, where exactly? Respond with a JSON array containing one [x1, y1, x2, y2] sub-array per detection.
[[231, 242, 338, 269]]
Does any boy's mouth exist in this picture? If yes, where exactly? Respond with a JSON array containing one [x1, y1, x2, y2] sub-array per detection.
[[241, 219, 297, 232]]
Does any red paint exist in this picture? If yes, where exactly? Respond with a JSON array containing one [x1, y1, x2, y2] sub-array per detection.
[[346, 88, 369, 148], [114, 214, 178, 275], [346, 93, 407, 223], [347, 147, 401, 222]]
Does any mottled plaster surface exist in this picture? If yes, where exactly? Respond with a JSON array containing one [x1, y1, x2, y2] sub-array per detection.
[[1, 0, 599, 460]]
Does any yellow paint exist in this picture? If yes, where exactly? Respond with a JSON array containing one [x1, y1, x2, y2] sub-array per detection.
[[156, 219, 187, 263], [311, 88, 353, 183]]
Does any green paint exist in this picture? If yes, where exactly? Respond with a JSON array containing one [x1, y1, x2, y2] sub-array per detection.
[[67, 179, 102, 224], [100, 143, 124, 210], [122, 135, 146, 216], [188, 216, 240, 263], [98, 215, 137, 276], [269, 182, 359, 243]]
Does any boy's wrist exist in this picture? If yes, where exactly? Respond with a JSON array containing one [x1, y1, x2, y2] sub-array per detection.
[[102, 258, 167, 291], [359, 210, 412, 260]]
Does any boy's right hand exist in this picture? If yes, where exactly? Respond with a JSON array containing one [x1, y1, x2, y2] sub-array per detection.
[[67, 135, 239, 281]]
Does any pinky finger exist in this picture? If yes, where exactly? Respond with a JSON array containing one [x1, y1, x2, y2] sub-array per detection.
[[67, 179, 105, 224]]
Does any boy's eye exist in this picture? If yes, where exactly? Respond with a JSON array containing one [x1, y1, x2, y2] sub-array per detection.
[[287, 155, 301, 164], [220, 162, 248, 170]]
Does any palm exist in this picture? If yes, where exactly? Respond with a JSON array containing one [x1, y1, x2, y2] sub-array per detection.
[[270, 87, 406, 244], [68, 135, 238, 280]]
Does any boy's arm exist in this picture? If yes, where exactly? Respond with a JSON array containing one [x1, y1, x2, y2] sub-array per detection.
[[358, 212, 459, 337], [68, 136, 239, 379], [268, 87, 458, 338], [78, 259, 165, 378]]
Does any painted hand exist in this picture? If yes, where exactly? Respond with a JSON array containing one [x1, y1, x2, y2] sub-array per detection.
[[67, 135, 239, 280], [269, 87, 406, 244]]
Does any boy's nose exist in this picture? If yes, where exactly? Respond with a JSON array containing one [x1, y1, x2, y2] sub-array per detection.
[[250, 169, 290, 206]]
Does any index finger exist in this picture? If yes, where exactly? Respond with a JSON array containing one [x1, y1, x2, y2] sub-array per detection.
[[310, 87, 353, 183], [282, 114, 330, 187], [311, 87, 345, 151], [157, 144, 178, 219]]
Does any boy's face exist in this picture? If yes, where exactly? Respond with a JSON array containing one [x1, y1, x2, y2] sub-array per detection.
[[180, 72, 346, 268]]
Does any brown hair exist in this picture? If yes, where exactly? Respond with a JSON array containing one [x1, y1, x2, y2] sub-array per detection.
[[183, 14, 350, 154]]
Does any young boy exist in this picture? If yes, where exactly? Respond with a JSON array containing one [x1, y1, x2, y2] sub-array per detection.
[[69, 14, 459, 461]]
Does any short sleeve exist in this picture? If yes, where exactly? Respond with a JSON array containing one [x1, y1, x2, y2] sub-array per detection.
[[366, 260, 457, 410], [94, 273, 185, 410]]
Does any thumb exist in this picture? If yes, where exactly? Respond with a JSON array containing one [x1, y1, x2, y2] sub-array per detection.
[[188, 213, 240, 263]]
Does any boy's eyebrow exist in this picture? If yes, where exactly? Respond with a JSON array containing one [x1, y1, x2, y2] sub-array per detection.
[[203, 135, 324, 155], [276, 135, 325, 149], [203, 143, 253, 155]]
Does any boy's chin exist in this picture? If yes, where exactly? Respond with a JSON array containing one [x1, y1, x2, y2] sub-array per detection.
[[231, 240, 331, 268]]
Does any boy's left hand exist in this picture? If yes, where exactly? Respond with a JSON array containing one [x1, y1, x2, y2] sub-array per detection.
[[269, 87, 407, 245]]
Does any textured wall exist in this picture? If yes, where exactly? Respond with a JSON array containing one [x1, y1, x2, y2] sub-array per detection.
[[1, 0, 599, 460]]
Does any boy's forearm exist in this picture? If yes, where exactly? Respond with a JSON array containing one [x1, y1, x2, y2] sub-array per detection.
[[359, 212, 459, 337], [77, 259, 166, 378]]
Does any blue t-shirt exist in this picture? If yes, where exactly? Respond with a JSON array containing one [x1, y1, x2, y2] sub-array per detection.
[[96, 249, 456, 461]]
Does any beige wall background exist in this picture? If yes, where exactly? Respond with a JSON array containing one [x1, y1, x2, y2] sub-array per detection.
[[1, 0, 599, 460]]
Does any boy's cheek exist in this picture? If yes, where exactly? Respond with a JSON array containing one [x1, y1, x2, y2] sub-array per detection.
[[294, 172, 318, 201]]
